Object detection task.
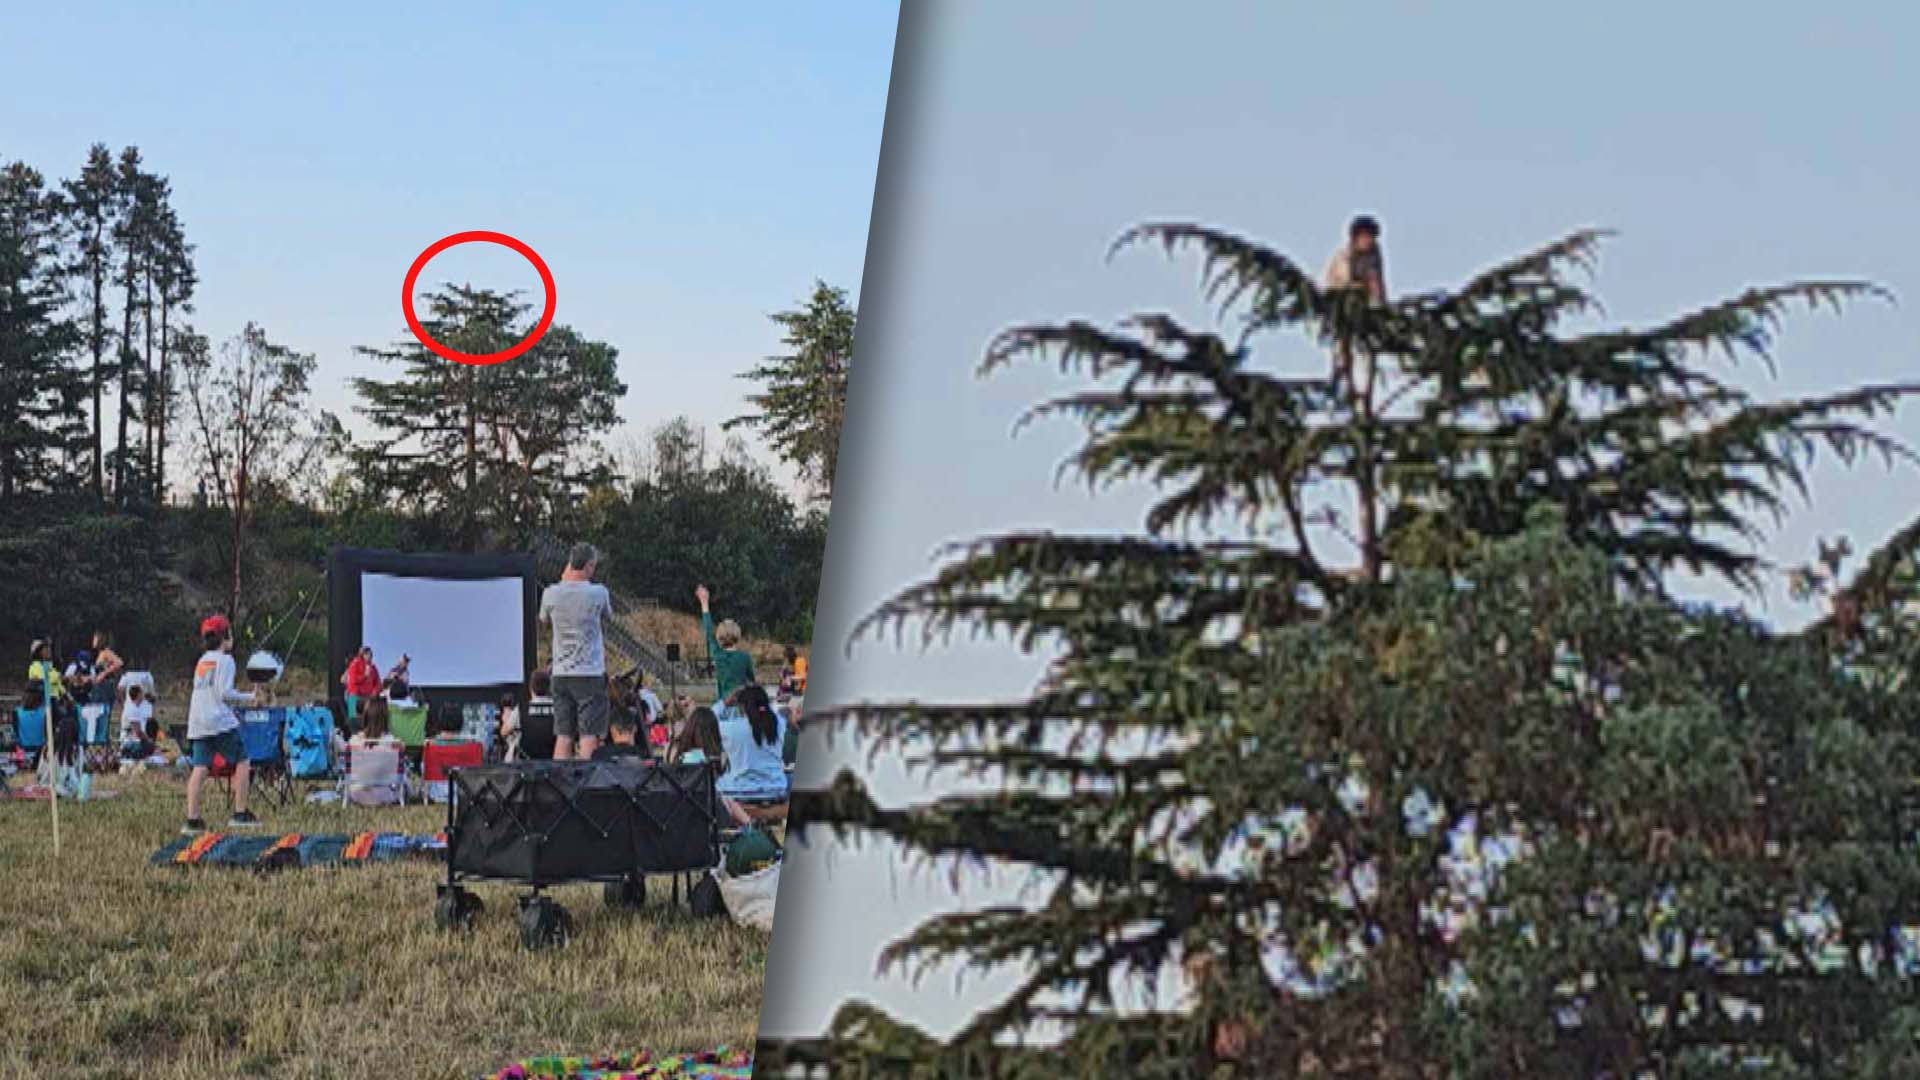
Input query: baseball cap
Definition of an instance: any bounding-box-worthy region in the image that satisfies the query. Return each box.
[199,614,231,638]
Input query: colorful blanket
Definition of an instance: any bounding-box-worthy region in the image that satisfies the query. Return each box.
[486,1048,752,1079]
[149,830,446,869]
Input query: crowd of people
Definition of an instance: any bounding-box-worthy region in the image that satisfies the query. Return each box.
[9,540,806,837]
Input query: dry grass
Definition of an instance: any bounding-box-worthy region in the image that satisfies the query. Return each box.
[0,771,765,1079]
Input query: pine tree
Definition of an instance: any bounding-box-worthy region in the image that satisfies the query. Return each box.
[60,144,118,500]
[0,160,84,499]
[351,285,626,548]
[149,201,196,503]
[758,227,1920,1076]
[725,280,856,502]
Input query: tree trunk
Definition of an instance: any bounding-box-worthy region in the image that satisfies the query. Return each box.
[116,261,137,504]
[156,300,170,503]
[142,271,155,499]
[90,255,105,500]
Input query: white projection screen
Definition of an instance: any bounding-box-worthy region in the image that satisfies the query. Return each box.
[360,573,524,688]
[328,548,537,705]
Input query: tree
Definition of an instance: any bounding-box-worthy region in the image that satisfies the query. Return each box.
[725,280,855,502]
[109,146,161,504]
[352,285,626,548]
[0,160,84,499]
[148,201,196,502]
[758,226,1920,1076]
[180,323,329,621]
[60,144,118,500]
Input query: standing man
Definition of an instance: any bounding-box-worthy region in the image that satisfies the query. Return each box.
[1322,214,1388,390]
[540,542,613,761]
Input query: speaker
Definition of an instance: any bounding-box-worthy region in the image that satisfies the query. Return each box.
[665,643,682,663]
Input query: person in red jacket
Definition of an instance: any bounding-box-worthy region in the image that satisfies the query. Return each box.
[341,646,381,729]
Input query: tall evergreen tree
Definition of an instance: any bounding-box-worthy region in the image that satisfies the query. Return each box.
[352,285,626,548]
[725,280,856,503]
[0,160,84,498]
[149,201,195,503]
[60,144,118,500]
[109,145,157,503]
[759,227,1920,1076]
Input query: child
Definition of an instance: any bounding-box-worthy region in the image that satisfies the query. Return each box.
[668,706,752,826]
[423,702,475,801]
[184,614,264,834]
[344,697,407,806]
[494,691,520,762]
[518,668,557,761]
[694,584,755,701]
[119,683,156,761]
[779,644,807,696]
[592,710,649,762]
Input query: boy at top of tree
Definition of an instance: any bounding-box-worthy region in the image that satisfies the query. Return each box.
[695,583,755,702]
[183,614,264,834]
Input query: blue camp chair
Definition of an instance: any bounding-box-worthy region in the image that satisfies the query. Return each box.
[231,709,292,808]
[78,704,114,772]
[14,707,46,766]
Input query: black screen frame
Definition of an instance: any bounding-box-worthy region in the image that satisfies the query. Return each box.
[327,547,537,708]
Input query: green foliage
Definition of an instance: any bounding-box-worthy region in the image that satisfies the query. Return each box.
[601,420,826,643]
[725,280,855,502]
[759,227,1920,1077]
[0,499,185,672]
[0,159,85,497]
[351,285,626,549]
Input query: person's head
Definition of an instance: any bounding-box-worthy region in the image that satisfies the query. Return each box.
[737,684,778,747]
[566,541,599,579]
[431,701,463,738]
[784,644,798,664]
[358,645,373,664]
[499,690,518,713]
[609,711,638,745]
[91,630,110,651]
[715,619,743,650]
[74,649,93,669]
[360,697,390,739]
[29,639,49,663]
[128,683,145,704]
[673,706,725,762]
[1348,214,1381,253]
[530,667,552,698]
[200,614,233,653]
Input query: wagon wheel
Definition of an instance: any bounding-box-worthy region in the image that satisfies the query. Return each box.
[603,872,646,910]
[688,873,725,920]
[434,886,483,931]
[518,895,574,950]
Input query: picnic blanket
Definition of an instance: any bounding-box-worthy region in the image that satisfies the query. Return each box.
[149,830,446,870]
[485,1048,752,1079]
[7,784,121,801]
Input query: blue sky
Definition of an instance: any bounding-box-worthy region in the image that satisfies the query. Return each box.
[3,2,897,495]
[761,0,1920,1040]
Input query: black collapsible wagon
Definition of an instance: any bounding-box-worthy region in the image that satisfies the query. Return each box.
[434,759,727,949]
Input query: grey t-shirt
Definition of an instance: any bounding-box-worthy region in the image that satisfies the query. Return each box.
[540,580,612,677]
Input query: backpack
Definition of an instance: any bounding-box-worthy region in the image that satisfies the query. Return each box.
[286,705,336,779]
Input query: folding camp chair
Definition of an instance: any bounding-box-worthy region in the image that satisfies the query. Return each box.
[340,743,411,807]
[387,703,428,754]
[422,739,484,803]
[14,707,46,771]
[78,704,115,773]
[235,710,293,808]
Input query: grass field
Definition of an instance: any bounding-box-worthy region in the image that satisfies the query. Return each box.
[0,771,766,1079]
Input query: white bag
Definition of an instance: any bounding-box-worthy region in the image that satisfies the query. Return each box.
[714,860,781,931]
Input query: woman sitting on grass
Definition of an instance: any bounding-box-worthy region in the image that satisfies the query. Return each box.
[715,684,788,808]
[343,697,408,806]
[669,706,752,826]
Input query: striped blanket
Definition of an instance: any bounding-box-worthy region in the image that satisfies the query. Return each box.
[486,1049,753,1079]
[149,830,446,869]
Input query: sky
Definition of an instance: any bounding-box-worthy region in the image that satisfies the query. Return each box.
[760,0,1920,1041]
[2,2,898,497]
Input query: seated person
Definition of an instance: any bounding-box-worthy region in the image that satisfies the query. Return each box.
[119,683,157,760]
[591,711,650,762]
[516,668,557,761]
[343,698,408,806]
[668,706,752,827]
[494,691,520,762]
[715,685,789,808]
[383,653,413,704]
[423,702,479,801]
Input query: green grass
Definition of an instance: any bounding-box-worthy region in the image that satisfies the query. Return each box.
[0,771,765,1079]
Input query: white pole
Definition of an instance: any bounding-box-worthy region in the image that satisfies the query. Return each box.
[42,666,58,859]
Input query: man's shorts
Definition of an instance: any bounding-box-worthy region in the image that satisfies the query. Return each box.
[189,728,245,769]
[551,676,611,741]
